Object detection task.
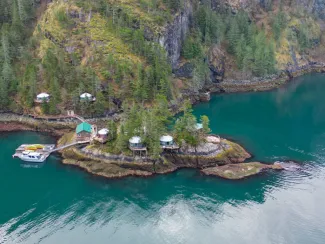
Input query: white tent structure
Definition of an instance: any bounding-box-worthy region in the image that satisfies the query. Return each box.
[160,135,174,146]
[129,136,147,156]
[129,136,142,148]
[98,128,109,135]
[36,93,50,103]
[80,93,96,101]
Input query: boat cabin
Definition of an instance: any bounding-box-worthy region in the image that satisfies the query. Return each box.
[35,93,50,103]
[23,151,41,159]
[76,122,92,141]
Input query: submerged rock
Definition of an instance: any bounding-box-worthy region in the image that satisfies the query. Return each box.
[274,161,301,171]
[201,162,283,180]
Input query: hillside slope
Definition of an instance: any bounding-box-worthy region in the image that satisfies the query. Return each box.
[0,0,324,116]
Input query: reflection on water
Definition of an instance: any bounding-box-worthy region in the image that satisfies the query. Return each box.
[20,162,45,168]
[2,74,325,243]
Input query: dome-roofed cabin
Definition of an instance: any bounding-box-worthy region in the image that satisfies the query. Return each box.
[129,136,147,157]
[80,93,96,102]
[160,135,179,150]
[95,128,109,143]
[35,93,50,103]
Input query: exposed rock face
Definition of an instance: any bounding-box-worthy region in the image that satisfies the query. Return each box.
[313,0,325,19]
[208,45,226,83]
[174,62,194,78]
[210,0,325,20]
[159,0,193,69]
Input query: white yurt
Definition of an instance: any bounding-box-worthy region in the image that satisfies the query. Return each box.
[98,128,109,139]
[36,93,50,102]
[129,136,142,148]
[80,93,94,101]
[160,135,174,146]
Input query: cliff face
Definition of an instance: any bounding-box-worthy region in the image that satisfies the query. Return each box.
[159,0,193,69]
[313,0,325,19]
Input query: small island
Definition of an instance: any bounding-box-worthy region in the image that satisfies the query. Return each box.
[1,93,286,180]
[43,98,282,180]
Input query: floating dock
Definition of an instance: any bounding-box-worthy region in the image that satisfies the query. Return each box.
[12,141,90,161]
[12,144,55,159]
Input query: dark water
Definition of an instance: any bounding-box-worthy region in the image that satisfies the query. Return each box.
[1,74,325,243]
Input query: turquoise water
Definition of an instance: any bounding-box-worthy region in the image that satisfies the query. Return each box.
[1,74,325,243]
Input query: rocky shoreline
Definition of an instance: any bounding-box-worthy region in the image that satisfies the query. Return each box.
[2,67,316,180]
[0,113,286,180]
[56,135,284,180]
[190,63,325,102]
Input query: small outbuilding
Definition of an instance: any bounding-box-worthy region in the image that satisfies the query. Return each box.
[80,93,96,102]
[76,122,92,141]
[95,128,109,143]
[35,93,50,103]
[98,128,109,138]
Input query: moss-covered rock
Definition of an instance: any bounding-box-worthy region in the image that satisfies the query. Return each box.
[201,162,283,180]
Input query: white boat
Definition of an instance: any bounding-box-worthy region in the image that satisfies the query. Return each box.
[18,151,47,163]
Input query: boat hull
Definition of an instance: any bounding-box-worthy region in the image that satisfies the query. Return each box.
[17,156,47,163]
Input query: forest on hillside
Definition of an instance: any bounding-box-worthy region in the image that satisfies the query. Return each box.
[0,0,322,116]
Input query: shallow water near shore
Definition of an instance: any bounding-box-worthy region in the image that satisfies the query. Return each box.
[1,73,325,243]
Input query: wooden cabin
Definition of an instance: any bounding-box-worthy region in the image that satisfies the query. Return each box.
[76,122,92,141]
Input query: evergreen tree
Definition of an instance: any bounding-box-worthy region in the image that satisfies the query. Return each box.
[227,17,240,54]
[235,34,246,69]
[242,46,254,73]
[200,115,211,134]
[107,120,117,141]
[94,91,106,115]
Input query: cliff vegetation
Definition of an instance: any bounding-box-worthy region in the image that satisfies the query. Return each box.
[0,0,324,116]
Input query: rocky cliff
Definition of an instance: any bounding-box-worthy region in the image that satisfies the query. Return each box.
[159,0,193,69]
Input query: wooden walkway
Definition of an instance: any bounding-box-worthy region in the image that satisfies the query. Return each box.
[73,115,86,122]
[50,140,90,153]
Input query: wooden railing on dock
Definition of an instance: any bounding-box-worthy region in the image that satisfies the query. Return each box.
[50,140,90,153]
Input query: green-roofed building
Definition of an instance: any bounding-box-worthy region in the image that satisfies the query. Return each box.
[76,122,92,141]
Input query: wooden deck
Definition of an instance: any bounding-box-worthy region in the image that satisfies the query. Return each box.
[161,145,180,150]
[129,146,147,151]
